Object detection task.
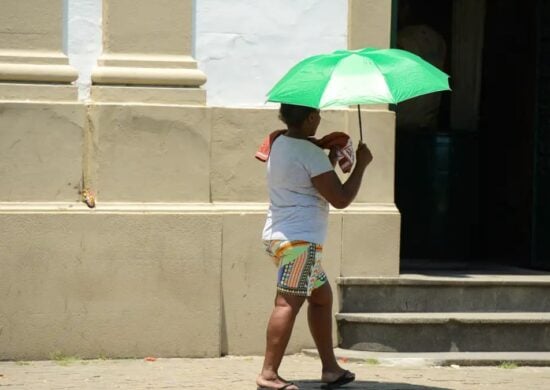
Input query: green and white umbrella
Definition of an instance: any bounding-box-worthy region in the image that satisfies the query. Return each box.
[267,47,450,140]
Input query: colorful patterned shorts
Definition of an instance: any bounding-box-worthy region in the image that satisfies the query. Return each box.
[264,240,328,297]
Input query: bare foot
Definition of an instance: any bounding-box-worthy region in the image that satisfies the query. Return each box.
[256,374,299,390]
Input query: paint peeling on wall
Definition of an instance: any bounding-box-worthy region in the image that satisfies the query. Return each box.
[67,0,102,101]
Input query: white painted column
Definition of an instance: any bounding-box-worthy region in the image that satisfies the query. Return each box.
[92,0,206,104]
[0,0,78,100]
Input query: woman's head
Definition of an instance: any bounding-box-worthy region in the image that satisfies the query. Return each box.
[279,103,321,135]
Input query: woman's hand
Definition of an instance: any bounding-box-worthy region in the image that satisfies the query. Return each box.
[355,141,373,169]
[328,147,339,167]
[312,142,373,209]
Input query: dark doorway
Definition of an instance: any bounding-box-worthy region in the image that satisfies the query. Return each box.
[394,0,546,270]
[478,0,538,267]
[532,0,550,269]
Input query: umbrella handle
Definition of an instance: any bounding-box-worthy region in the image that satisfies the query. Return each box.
[357,105,364,142]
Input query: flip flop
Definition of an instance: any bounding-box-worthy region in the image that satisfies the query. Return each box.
[257,383,297,390]
[321,370,355,389]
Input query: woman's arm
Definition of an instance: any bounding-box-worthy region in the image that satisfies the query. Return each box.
[311,142,372,209]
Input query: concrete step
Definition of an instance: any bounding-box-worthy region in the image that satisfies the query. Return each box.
[338,274,550,312]
[337,312,550,352]
[302,348,550,367]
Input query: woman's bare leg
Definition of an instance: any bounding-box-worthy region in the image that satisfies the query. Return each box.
[307,282,353,383]
[257,293,305,389]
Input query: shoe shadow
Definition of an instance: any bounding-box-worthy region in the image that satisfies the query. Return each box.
[293,379,452,390]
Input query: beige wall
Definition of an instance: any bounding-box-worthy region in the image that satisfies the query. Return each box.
[348,0,393,49]
[0,103,84,201]
[0,0,398,359]
[210,107,350,202]
[0,0,63,52]
[0,105,399,359]
[0,210,222,360]
[88,104,211,202]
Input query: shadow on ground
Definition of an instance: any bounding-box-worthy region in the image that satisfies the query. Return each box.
[292,380,451,390]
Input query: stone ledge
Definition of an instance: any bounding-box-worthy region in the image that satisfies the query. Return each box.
[336,312,550,324]
[0,202,266,214]
[338,272,550,286]
[0,202,398,214]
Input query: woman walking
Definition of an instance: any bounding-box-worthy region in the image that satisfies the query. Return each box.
[256,103,373,390]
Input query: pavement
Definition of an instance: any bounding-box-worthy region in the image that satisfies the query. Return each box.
[304,348,550,367]
[1,354,550,389]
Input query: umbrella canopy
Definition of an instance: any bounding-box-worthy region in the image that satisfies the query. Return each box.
[267,47,450,109]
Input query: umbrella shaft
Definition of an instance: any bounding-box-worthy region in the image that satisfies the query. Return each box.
[357,105,364,142]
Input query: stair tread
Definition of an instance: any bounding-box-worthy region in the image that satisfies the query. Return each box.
[337,273,550,286]
[337,312,550,324]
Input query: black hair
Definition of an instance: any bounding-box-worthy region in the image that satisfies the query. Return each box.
[278,103,317,127]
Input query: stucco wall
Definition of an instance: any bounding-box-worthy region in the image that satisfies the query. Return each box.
[66,0,347,105]
[1,0,399,359]
[195,0,347,106]
[1,209,223,360]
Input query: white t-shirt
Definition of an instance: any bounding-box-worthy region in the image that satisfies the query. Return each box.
[262,134,334,244]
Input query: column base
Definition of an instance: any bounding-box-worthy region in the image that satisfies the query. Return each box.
[91,85,206,105]
[0,51,78,83]
[0,83,77,102]
[92,54,207,88]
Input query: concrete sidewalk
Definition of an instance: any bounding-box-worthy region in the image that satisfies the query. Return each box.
[1,354,549,389]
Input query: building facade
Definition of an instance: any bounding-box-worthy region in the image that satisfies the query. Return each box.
[0,0,399,359]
